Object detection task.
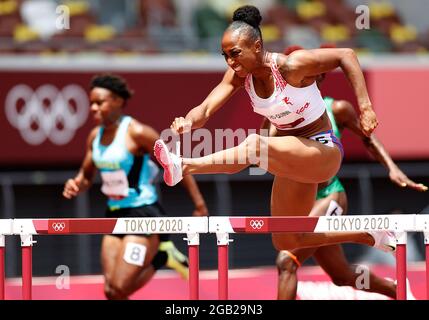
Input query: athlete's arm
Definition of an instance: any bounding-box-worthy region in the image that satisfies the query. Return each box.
[133,122,209,215]
[281,48,377,136]
[260,117,277,137]
[333,100,427,192]
[260,117,270,130]
[63,128,98,199]
[179,176,209,216]
[171,68,243,134]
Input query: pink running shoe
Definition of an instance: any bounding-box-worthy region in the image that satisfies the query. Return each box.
[154,140,183,186]
[368,231,396,253]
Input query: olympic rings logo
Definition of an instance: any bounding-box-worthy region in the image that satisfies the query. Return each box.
[5,84,89,145]
[249,219,264,230]
[52,222,66,232]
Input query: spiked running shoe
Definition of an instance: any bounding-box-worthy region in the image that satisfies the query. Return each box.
[368,231,396,253]
[154,139,183,186]
[159,241,189,280]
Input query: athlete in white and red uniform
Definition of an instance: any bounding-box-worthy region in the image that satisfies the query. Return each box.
[244,51,343,154]
[246,53,324,129]
[154,5,395,254]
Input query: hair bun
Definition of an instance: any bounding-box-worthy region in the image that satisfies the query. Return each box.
[232,5,262,28]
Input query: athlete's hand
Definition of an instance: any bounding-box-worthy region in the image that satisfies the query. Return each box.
[171,117,192,135]
[192,203,209,217]
[63,178,80,199]
[389,168,428,192]
[360,106,378,137]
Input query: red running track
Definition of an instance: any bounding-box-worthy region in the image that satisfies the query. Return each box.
[3,264,426,300]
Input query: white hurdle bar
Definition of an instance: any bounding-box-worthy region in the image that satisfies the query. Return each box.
[209,214,419,300]
[1,214,429,300]
[11,217,208,300]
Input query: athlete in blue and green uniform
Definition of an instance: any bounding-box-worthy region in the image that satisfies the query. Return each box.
[315,97,345,201]
[63,74,208,300]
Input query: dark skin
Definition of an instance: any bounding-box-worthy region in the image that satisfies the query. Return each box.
[262,74,427,192]
[169,28,382,252]
[265,71,426,299]
[63,87,208,299]
[63,87,209,214]
[172,30,377,138]
[324,99,426,190]
[271,100,426,299]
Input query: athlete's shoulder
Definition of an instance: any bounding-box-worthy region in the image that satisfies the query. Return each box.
[129,118,159,141]
[331,99,355,115]
[275,52,289,70]
[128,117,144,137]
[331,99,357,125]
[277,51,305,83]
[281,49,310,72]
[88,126,99,142]
[86,126,100,149]
[223,67,245,88]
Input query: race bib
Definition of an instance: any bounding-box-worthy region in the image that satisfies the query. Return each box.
[309,132,334,148]
[326,200,344,216]
[123,242,147,266]
[101,170,129,198]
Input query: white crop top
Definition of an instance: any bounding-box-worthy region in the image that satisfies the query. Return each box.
[244,53,326,130]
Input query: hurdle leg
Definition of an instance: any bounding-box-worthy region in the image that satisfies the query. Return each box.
[425,232,429,300]
[0,235,5,300]
[395,232,407,300]
[185,233,200,300]
[21,234,35,300]
[217,233,231,300]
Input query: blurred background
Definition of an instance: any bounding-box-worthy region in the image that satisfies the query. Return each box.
[2,0,429,54]
[0,0,428,284]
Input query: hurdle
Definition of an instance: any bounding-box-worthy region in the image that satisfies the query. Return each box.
[209,214,417,300]
[0,219,13,300]
[416,214,429,300]
[11,217,208,300]
[2,214,429,300]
